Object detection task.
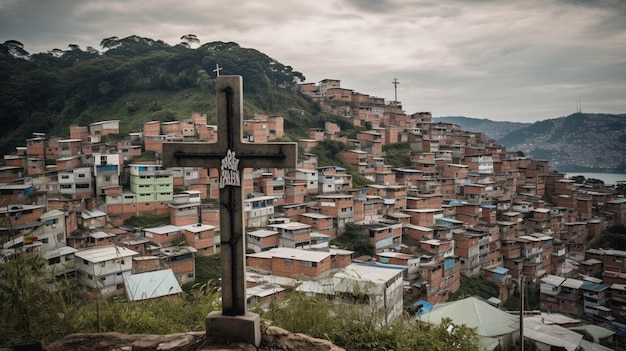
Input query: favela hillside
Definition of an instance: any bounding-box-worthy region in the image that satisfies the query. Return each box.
[1,37,625,350]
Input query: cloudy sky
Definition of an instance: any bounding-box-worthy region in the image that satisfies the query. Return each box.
[1,0,625,122]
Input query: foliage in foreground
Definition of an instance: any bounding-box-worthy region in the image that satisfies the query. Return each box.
[1,253,482,350]
[258,292,480,351]
[0,253,220,346]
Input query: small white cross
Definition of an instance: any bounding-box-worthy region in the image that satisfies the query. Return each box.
[213,63,223,77]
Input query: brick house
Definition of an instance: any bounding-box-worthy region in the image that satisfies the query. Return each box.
[143,225,182,247]
[268,221,312,248]
[315,194,355,232]
[247,247,332,279]
[246,229,280,253]
[360,222,402,252]
[181,223,219,256]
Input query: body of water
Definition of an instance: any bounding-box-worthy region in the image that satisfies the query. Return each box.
[563,172,626,185]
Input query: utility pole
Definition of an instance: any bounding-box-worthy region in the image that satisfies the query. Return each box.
[519,272,525,351]
[392,78,399,103]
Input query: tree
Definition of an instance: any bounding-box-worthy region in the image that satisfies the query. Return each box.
[3,40,30,57]
[100,36,120,50]
[331,223,374,257]
[49,48,64,57]
[180,34,200,48]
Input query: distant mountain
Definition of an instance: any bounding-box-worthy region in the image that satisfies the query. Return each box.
[498,113,626,172]
[434,116,531,140]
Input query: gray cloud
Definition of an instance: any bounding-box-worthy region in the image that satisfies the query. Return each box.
[1,0,624,122]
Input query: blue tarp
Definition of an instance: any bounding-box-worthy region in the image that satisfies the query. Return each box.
[493,267,509,275]
[413,300,433,317]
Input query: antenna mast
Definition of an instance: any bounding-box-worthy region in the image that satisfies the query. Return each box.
[392,78,400,103]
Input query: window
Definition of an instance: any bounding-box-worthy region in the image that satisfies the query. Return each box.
[284,259,293,265]
[48,257,60,265]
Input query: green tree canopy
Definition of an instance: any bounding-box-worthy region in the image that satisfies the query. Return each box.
[331,222,374,257]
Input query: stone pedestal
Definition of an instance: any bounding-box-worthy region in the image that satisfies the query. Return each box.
[205,311,261,346]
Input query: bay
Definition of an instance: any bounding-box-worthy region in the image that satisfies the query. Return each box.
[563,172,626,185]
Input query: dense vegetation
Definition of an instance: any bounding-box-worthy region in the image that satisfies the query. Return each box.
[330,222,375,257]
[1,36,383,186]
[310,140,375,187]
[0,37,312,154]
[0,253,482,350]
[447,275,499,302]
[259,292,480,351]
[589,224,626,250]
[382,142,411,168]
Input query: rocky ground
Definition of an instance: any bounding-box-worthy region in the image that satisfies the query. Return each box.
[9,326,345,351]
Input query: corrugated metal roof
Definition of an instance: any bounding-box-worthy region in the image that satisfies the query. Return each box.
[417,296,518,338]
[42,246,78,259]
[75,245,138,262]
[181,223,216,232]
[89,231,114,239]
[248,247,330,262]
[561,278,584,289]
[581,281,607,292]
[541,274,566,286]
[247,229,279,238]
[144,225,181,235]
[523,317,582,351]
[124,269,182,301]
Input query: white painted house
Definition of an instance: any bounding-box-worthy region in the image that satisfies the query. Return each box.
[75,245,138,296]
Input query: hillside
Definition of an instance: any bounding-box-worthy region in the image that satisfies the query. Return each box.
[434,116,530,140]
[498,113,626,172]
[0,36,337,155]
[3,38,624,173]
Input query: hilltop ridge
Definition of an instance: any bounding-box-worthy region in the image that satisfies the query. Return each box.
[2,37,624,171]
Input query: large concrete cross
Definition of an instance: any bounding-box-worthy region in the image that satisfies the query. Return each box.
[162,75,296,344]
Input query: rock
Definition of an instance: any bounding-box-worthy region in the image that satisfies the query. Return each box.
[46,332,204,351]
[262,326,345,351]
[44,327,345,351]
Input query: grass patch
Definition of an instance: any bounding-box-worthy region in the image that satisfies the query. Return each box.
[123,215,170,228]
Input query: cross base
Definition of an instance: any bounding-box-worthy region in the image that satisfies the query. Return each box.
[205,311,261,346]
